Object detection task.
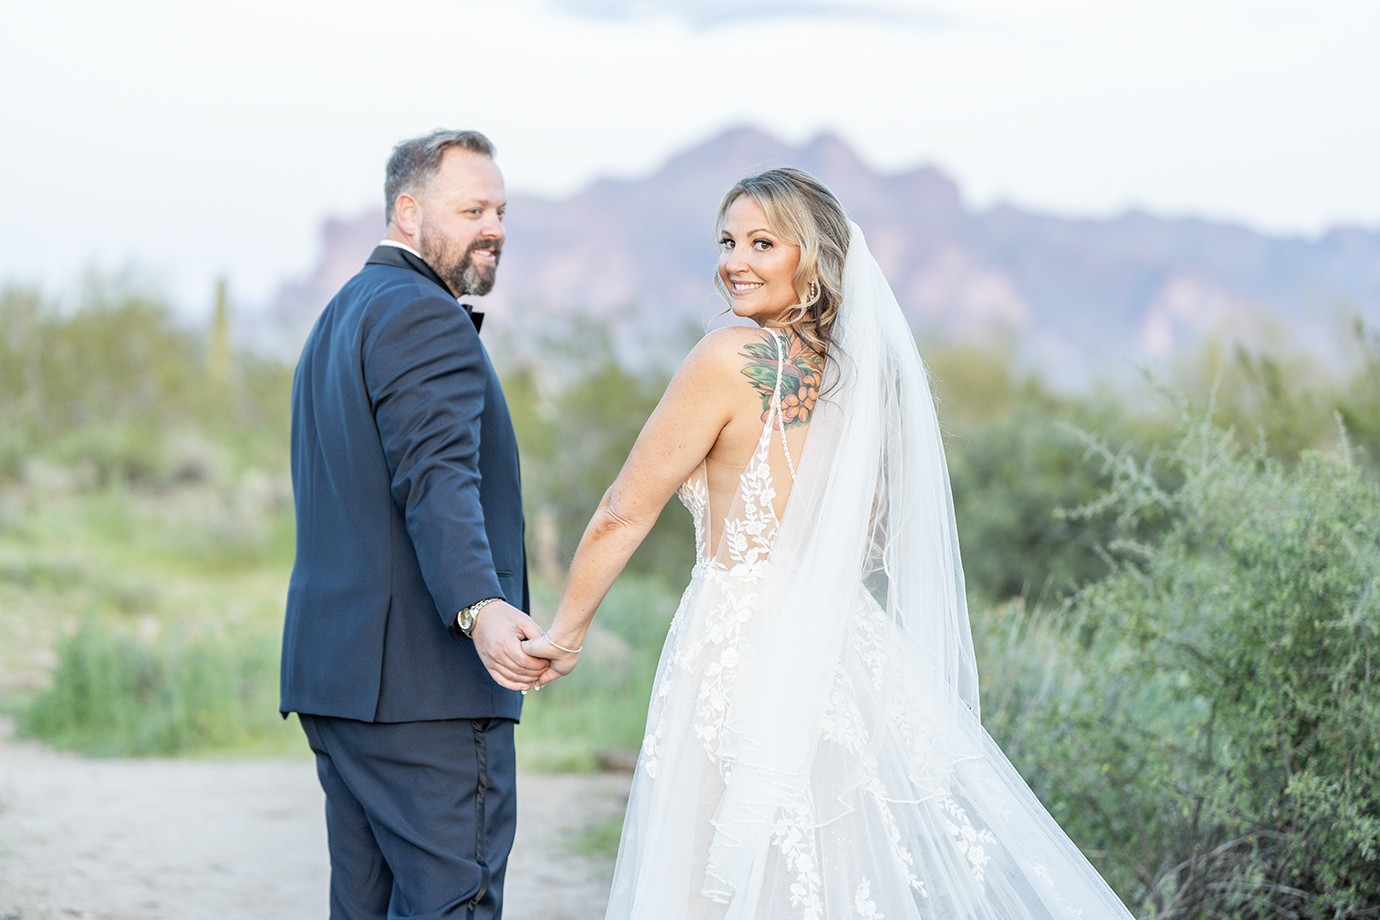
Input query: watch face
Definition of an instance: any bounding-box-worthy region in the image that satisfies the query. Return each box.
[459,609,475,631]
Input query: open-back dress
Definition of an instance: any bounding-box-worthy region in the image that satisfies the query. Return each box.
[603,232,1136,920]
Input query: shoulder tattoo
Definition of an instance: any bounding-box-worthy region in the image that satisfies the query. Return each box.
[738,330,824,428]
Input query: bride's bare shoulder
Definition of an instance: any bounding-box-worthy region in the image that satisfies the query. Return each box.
[680,325,776,376]
[659,328,780,423]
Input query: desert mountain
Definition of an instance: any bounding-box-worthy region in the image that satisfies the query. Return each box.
[270,127,1380,386]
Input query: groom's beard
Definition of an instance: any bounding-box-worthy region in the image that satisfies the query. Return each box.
[419,231,502,297]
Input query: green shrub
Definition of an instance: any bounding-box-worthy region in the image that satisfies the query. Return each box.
[17,615,293,757]
[991,407,1380,918]
[948,404,1170,606]
[0,281,291,489]
[1173,325,1380,473]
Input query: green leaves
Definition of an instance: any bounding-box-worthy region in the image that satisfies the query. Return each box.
[1006,407,1380,917]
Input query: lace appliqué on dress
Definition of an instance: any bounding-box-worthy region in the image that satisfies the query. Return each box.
[642,332,795,779]
[652,417,784,768]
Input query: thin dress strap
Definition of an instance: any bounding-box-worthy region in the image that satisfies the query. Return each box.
[766,328,798,483]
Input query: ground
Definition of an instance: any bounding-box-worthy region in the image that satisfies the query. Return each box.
[0,718,631,919]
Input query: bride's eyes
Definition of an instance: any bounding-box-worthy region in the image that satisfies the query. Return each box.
[718,237,774,251]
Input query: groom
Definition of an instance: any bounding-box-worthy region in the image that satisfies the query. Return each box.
[282,129,550,919]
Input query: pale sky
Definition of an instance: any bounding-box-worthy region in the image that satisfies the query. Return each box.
[2,0,1376,317]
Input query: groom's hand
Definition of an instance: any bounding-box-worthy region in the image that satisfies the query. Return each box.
[470,602,550,692]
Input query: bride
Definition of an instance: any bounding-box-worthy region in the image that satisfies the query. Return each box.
[523,168,1136,918]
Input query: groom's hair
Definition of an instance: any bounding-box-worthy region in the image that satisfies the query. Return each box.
[384,129,497,224]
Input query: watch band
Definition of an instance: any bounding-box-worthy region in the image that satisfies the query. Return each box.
[458,597,501,638]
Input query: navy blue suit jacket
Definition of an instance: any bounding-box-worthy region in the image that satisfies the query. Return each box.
[281,245,527,723]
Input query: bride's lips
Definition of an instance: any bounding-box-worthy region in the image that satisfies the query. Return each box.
[730,280,763,296]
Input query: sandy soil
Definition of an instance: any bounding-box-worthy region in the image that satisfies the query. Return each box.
[0,719,631,919]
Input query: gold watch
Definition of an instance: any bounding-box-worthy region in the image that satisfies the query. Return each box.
[457,597,500,638]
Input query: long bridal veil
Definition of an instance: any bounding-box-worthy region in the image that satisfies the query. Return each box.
[695,222,1136,918]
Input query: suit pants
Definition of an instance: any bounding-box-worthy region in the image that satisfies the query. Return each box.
[299,714,517,920]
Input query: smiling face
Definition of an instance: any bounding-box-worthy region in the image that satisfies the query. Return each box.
[718,195,803,326]
[409,148,507,297]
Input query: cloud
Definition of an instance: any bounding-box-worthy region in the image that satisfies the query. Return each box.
[546,0,947,28]
[2,0,1376,317]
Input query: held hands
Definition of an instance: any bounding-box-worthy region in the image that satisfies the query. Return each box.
[468,601,582,693]
[519,633,582,689]
[469,601,553,692]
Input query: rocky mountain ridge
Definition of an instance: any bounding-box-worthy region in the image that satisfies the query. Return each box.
[269,126,1380,386]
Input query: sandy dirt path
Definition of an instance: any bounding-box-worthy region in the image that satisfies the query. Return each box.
[0,719,630,919]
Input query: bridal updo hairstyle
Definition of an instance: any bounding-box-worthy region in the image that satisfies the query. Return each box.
[714,167,850,354]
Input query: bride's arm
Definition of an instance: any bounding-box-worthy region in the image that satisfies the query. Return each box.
[524,327,753,677]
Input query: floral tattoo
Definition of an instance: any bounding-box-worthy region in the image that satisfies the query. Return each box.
[739,331,824,428]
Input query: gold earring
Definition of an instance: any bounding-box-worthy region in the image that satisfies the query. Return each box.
[807,280,820,302]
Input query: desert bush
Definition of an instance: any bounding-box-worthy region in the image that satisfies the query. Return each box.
[18,614,291,756]
[0,281,291,488]
[1175,323,1380,473]
[988,407,1380,918]
[920,341,1177,606]
[947,402,1170,605]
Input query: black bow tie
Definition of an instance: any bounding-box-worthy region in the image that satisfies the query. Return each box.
[460,304,484,332]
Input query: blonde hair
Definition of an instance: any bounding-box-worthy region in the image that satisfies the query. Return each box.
[713,167,850,354]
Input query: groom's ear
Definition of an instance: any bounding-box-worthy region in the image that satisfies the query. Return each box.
[392,192,420,236]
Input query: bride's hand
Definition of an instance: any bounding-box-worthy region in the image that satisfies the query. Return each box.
[520,634,581,688]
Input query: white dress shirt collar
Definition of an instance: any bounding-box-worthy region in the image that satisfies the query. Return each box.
[378,239,423,259]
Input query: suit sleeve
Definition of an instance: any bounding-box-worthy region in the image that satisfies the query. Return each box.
[363,287,503,633]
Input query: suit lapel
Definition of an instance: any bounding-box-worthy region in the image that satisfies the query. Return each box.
[366,245,484,331]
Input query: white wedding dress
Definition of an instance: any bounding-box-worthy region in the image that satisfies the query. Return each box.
[603,225,1136,919]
